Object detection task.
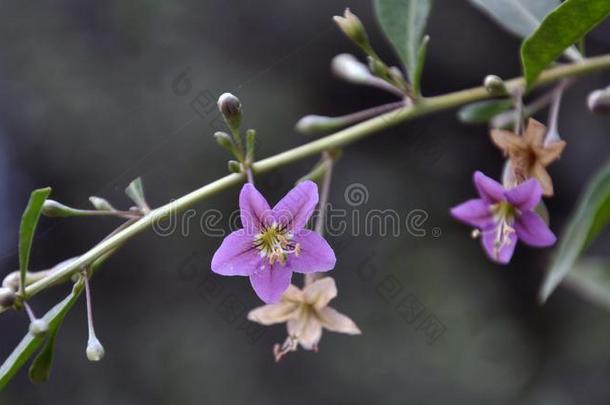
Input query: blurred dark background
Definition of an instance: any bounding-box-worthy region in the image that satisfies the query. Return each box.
[1,1,610,404]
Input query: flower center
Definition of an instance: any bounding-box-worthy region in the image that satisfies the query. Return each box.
[253,222,301,266]
[490,201,517,259]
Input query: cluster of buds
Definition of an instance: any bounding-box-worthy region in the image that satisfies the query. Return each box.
[214,93,256,182]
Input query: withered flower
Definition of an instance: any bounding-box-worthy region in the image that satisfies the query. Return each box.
[248,277,361,361]
[490,118,566,196]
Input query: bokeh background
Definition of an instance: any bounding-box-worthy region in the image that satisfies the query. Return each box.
[1,1,610,404]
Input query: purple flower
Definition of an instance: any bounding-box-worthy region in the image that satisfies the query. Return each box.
[451,171,556,264]
[211,181,336,303]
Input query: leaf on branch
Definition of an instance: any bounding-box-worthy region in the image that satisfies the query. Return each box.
[457,99,513,124]
[373,0,432,87]
[125,177,149,211]
[467,0,560,38]
[0,281,84,390]
[521,0,610,89]
[19,188,52,293]
[539,160,610,303]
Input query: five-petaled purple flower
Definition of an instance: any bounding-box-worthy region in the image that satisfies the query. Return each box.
[451,171,556,264]
[211,181,336,303]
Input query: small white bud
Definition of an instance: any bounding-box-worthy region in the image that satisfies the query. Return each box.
[29,319,49,336]
[588,88,610,114]
[217,93,242,130]
[484,75,507,96]
[86,337,105,362]
[331,54,371,84]
[0,287,16,308]
[2,272,20,292]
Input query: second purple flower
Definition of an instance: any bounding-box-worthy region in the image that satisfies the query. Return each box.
[211,181,336,303]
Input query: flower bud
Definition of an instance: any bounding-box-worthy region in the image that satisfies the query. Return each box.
[86,337,105,361]
[217,93,242,131]
[42,200,79,217]
[2,272,20,292]
[484,75,507,96]
[228,160,242,174]
[588,88,610,114]
[29,319,49,336]
[333,9,369,50]
[295,115,339,135]
[245,129,256,162]
[0,287,16,307]
[331,54,371,84]
[89,196,115,211]
[214,131,235,153]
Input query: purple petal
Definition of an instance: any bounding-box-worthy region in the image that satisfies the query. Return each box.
[286,229,336,274]
[211,230,258,276]
[239,183,272,233]
[481,228,517,265]
[474,171,505,203]
[249,265,293,304]
[450,199,494,230]
[505,179,542,211]
[515,211,556,247]
[272,180,318,231]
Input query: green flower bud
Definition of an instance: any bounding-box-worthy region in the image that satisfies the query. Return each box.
[333,9,370,51]
[295,115,340,135]
[86,337,105,362]
[89,196,115,211]
[331,54,371,84]
[42,200,80,217]
[588,88,610,114]
[29,319,49,336]
[0,287,16,307]
[245,129,256,162]
[214,131,235,153]
[217,93,242,131]
[484,75,507,96]
[228,160,242,174]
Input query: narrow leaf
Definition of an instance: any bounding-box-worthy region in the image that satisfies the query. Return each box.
[0,281,83,390]
[467,0,560,38]
[521,0,610,89]
[373,0,432,84]
[457,99,513,124]
[540,160,610,302]
[125,178,149,211]
[19,188,52,293]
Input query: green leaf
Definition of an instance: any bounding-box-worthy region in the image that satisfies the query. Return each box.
[373,0,432,85]
[0,281,83,390]
[125,177,149,211]
[564,258,610,311]
[467,0,560,38]
[540,160,610,302]
[19,188,52,293]
[457,99,513,124]
[521,0,610,89]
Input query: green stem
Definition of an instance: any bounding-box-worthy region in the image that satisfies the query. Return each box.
[15,54,610,304]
